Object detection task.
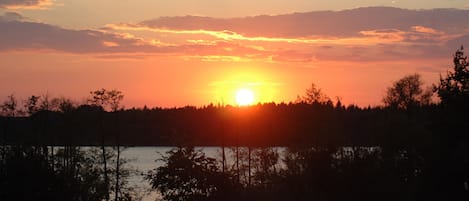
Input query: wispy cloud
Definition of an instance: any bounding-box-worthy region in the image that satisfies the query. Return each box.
[412,26,443,35]
[183,55,252,62]
[0,14,157,53]
[0,11,24,21]
[359,26,452,44]
[0,0,54,10]
[105,23,406,46]
[139,7,469,37]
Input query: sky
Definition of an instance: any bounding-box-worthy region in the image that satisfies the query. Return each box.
[1,0,469,108]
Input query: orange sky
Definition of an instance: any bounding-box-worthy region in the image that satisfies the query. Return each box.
[1,1,468,108]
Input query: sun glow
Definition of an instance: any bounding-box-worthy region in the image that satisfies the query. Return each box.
[235,88,254,106]
[210,69,282,106]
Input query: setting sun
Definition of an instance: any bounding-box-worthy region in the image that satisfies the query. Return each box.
[235,88,255,106]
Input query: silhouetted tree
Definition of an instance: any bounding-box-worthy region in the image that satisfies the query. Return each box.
[89,89,111,201]
[229,147,251,186]
[383,74,432,109]
[430,46,469,200]
[24,95,41,116]
[435,45,469,105]
[281,146,337,201]
[107,90,124,112]
[106,90,124,201]
[51,97,76,113]
[89,89,124,112]
[297,83,331,104]
[1,94,18,161]
[146,147,228,201]
[1,94,18,117]
[252,147,279,187]
[89,88,124,201]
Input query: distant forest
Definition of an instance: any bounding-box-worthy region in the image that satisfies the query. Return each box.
[1,47,468,201]
[0,97,451,147]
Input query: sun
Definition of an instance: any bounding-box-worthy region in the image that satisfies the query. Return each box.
[235,88,254,106]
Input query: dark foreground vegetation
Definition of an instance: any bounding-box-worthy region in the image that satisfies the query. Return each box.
[1,47,468,200]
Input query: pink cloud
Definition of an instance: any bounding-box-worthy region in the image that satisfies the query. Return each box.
[0,0,54,9]
[412,26,443,35]
[140,7,469,38]
[0,19,147,53]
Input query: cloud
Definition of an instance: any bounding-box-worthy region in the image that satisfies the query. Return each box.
[0,14,164,53]
[105,22,461,62]
[139,7,469,38]
[1,7,469,63]
[269,50,317,63]
[0,13,270,61]
[0,11,24,21]
[183,55,252,62]
[0,0,54,9]
[359,26,450,44]
[112,7,469,62]
[446,34,469,49]
[106,23,340,44]
[359,29,406,42]
[412,26,443,35]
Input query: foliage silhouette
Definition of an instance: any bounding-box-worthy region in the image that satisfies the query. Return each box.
[146,147,234,201]
[296,82,331,105]
[88,88,125,201]
[0,146,109,201]
[435,45,469,105]
[383,74,433,109]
